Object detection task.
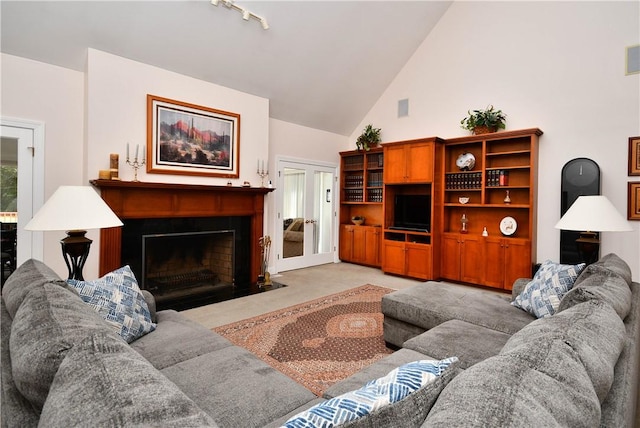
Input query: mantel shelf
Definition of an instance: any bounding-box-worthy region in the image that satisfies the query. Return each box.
[90,179,275,195]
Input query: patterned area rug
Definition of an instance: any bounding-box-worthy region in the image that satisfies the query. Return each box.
[213,284,395,396]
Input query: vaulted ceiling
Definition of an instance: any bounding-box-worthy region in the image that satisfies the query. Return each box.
[1,1,452,136]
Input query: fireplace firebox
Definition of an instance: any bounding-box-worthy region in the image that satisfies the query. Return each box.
[121,217,250,310]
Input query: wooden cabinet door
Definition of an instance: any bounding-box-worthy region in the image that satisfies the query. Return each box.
[482,237,531,289]
[383,144,407,183]
[459,235,482,284]
[482,237,505,288]
[382,239,406,275]
[406,142,433,183]
[406,243,432,279]
[352,226,367,262]
[364,227,381,266]
[339,225,354,261]
[441,233,461,281]
[503,239,531,290]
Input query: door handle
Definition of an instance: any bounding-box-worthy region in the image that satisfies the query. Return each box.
[305,219,317,224]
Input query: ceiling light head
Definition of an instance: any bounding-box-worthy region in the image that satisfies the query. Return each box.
[261,18,269,30]
[223,0,233,8]
[242,10,250,21]
[210,0,219,6]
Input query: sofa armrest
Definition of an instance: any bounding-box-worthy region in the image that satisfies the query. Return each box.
[511,278,530,301]
[141,290,157,323]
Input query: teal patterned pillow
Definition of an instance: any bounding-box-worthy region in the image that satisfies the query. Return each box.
[281,357,458,428]
[512,260,585,318]
[67,266,156,343]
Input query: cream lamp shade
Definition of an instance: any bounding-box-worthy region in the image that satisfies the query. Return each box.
[554,195,631,232]
[554,195,631,265]
[24,186,123,280]
[25,186,122,232]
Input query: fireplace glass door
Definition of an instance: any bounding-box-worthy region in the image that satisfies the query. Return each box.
[278,159,335,272]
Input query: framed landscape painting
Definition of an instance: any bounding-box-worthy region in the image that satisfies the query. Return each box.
[147,95,240,178]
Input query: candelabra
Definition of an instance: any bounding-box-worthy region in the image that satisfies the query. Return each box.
[257,161,269,187]
[126,143,145,182]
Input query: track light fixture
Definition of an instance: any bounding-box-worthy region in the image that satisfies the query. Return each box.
[210,0,269,30]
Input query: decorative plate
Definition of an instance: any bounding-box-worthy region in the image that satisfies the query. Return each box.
[456,152,476,171]
[500,216,517,236]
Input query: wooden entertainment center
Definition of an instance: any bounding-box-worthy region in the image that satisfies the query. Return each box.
[339,128,542,290]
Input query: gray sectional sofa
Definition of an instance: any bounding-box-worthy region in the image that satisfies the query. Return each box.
[1,253,638,427]
[381,252,640,427]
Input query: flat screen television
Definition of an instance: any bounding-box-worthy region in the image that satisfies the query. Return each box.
[392,194,431,232]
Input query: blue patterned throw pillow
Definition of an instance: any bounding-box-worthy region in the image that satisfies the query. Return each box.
[67,266,156,343]
[281,357,458,428]
[512,260,585,318]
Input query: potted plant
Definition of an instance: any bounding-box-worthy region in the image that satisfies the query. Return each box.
[460,105,507,135]
[356,124,382,151]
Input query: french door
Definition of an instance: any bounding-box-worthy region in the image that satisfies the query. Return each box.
[1,118,45,265]
[276,158,336,272]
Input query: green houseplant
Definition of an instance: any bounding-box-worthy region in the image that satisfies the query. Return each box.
[460,105,507,135]
[356,124,382,151]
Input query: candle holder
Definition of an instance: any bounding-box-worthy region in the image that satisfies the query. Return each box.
[257,165,269,187]
[460,213,469,234]
[126,157,146,182]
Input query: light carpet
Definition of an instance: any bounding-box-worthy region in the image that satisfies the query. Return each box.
[213,284,395,396]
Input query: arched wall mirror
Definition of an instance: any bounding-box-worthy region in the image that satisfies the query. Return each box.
[560,158,601,264]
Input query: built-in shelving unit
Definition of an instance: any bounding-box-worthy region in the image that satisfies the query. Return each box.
[381,137,444,280]
[440,128,542,290]
[338,148,384,267]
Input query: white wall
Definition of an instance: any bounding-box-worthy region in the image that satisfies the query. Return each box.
[1,53,85,277]
[351,1,640,279]
[86,49,269,186]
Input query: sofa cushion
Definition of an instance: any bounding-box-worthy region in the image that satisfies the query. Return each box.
[67,265,156,343]
[403,320,511,369]
[503,300,625,403]
[511,260,585,318]
[9,282,115,411]
[382,282,535,336]
[425,340,601,427]
[161,345,318,427]
[585,253,632,285]
[130,309,233,370]
[1,258,65,318]
[324,348,435,399]
[39,331,218,427]
[0,299,39,428]
[283,358,458,428]
[558,264,632,320]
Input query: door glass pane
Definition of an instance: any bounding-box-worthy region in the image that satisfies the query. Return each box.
[282,167,304,258]
[1,137,18,283]
[313,171,332,254]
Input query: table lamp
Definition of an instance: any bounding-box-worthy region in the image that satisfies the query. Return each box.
[554,195,631,264]
[24,186,123,280]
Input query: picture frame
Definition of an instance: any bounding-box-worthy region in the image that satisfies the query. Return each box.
[147,95,240,178]
[629,182,640,221]
[629,136,640,176]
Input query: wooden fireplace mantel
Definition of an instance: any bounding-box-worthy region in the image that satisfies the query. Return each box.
[91,179,274,281]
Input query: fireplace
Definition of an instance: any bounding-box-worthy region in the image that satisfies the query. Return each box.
[120,216,250,310]
[91,180,273,310]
